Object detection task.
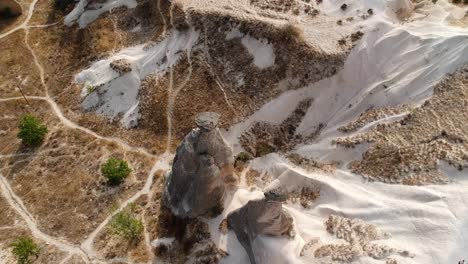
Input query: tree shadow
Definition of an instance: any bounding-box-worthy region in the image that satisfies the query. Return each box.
[3,142,42,180]
[0,14,20,32]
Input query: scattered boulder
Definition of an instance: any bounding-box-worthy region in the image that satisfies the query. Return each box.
[110,59,132,75]
[227,185,294,264]
[164,112,235,218]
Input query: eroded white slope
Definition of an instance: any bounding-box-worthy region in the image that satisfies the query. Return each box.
[65,0,137,28]
[219,0,468,263]
[224,1,468,152]
[75,29,199,128]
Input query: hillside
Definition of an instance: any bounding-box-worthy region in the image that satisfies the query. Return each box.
[0,0,468,263]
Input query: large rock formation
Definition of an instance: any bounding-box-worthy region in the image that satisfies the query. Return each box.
[227,185,294,264]
[164,112,235,218]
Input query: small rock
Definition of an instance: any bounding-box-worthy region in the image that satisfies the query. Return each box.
[227,184,294,264]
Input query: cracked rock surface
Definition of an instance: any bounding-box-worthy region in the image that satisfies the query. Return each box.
[164,112,235,218]
[227,185,294,264]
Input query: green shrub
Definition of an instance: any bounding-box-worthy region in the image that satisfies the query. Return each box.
[17,114,48,147]
[235,151,253,167]
[255,143,275,157]
[86,84,96,94]
[109,204,143,241]
[10,237,41,264]
[101,158,131,185]
[235,152,252,163]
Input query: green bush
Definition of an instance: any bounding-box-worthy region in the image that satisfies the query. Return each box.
[109,204,143,241]
[235,152,252,163]
[10,237,41,264]
[255,143,275,157]
[101,158,131,185]
[86,84,96,94]
[17,114,48,147]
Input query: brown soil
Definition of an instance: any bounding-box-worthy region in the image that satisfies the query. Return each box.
[0,0,348,262]
[0,30,43,98]
[93,204,151,263]
[338,105,413,133]
[0,100,155,243]
[245,169,273,188]
[287,153,338,173]
[287,186,320,209]
[240,98,314,157]
[0,196,68,264]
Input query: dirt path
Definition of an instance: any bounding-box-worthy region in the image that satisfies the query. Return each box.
[0,1,174,262]
[0,0,40,39]
[0,174,90,262]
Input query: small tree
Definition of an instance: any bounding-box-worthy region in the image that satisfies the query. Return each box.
[10,237,41,264]
[109,204,143,242]
[101,158,131,185]
[17,114,48,147]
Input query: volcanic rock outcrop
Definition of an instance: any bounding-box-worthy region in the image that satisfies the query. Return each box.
[164,112,235,218]
[227,185,294,264]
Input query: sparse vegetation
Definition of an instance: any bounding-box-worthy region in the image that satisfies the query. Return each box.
[255,143,275,157]
[109,204,144,242]
[234,152,253,170]
[235,152,252,163]
[17,114,48,147]
[10,237,41,264]
[101,158,131,185]
[86,84,96,94]
[282,22,304,40]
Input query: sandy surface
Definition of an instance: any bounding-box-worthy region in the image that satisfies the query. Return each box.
[1,0,468,263]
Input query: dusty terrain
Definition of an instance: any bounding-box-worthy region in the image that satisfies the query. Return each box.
[1,0,468,263]
[336,66,468,185]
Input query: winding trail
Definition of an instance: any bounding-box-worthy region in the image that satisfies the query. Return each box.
[202,24,238,117]
[165,67,175,152]
[0,0,170,263]
[81,153,171,258]
[0,0,40,39]
[0,96,156,158]
[0,174,90,262]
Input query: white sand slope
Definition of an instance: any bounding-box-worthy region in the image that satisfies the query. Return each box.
[75,29,199,128]
[218,0,468,263]
[64,0,137,28]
